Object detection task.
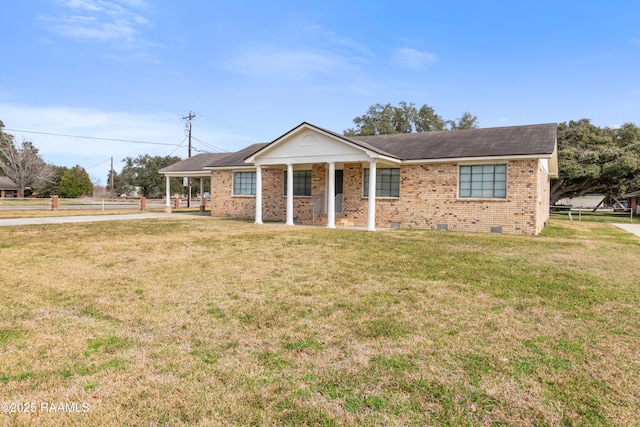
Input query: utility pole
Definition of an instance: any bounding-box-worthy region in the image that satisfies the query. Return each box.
[182,111,196,207]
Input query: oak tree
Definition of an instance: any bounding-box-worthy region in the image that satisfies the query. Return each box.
[552,119,640,204]
[344,102,478,136]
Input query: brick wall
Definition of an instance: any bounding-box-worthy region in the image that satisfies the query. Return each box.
[337,160,545,235]
[211,159,548,235]
[210,168,316,223]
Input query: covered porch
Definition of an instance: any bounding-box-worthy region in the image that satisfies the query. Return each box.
[244,123,400,231]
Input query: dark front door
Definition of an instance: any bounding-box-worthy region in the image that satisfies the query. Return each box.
[335,170,343,213]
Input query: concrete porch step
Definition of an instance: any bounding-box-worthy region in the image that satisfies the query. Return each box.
[315,214,354,227]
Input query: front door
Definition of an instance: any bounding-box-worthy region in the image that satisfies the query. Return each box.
[335,170,343,213]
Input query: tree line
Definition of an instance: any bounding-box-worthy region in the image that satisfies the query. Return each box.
[3,107,640,202]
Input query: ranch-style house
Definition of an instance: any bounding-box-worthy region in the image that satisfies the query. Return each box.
[0,176,19,198]
[160,122,558,235]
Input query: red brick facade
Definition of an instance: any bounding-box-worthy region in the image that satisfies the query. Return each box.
[210,159,550,235]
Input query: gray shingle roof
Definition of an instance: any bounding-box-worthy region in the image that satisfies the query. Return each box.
[205,143,269,168]
[0,176,19,189]
[159,153,229,173]
[160,123,558,174]
[159,144,271,174]
[349,123,558,160]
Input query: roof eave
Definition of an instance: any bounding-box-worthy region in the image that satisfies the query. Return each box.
[204,165,256,170]
[402,153,555,164]
[160,171,212,177]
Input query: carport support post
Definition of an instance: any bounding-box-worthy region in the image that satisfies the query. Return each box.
[199,178,205,212]
[164,176,172,213]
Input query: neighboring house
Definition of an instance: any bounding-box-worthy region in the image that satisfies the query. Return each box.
[623,190,640,216]
[0,176,19,198]
[160,122,558,235]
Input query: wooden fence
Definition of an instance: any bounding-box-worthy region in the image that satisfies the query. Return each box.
[0,197,206,211]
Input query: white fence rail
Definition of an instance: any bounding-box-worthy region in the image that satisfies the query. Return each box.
[550,206,634,222]
[0,197,191,211]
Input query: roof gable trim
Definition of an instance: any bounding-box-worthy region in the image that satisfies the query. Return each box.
[245,122,398,164]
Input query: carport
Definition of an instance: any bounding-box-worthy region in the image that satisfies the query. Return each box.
[158,153,227,212]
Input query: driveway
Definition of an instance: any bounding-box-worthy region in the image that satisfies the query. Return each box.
[0,213,191,227]
[614,223,640,238]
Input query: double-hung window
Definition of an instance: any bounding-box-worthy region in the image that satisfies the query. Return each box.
[283,170,312,196]
[459,164,507,198]
[233,171,256,195]
[363,168,400,198]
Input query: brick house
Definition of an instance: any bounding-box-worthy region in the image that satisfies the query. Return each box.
[623,190,640,216]
[161,122,558,235]
[0,176,19,198]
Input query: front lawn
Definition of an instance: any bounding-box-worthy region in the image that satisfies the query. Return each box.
[1,218,639,425]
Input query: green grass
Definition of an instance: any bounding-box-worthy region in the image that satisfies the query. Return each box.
[0,216,639,425]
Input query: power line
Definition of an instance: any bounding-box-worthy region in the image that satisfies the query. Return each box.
[86,158,112,169]
[167,136,188,157]
[3,128,181,147]
[192,136,227,153]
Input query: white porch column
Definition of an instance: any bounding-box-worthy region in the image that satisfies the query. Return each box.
[255,166,263,224]
[286,164,294,226]
[199,177,205,211]
[327,162,336,228]
[164,175,171,213]
[367,160,377,231]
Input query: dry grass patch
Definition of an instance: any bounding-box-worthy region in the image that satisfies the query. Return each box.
[0,209,162,219]
[0,217,639,425]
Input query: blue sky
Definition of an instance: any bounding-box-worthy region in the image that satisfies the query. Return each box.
[1,0,639,184]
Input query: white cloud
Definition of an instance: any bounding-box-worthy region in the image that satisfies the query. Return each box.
[47,16,139,42]
[391,47,437,69]
[306,24,376,60]
[224,47,357,80]
[43,0,152,45]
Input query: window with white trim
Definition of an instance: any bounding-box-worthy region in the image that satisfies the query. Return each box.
[233,171,256,195]
[459,164,507,198]
[283,170,312,196]
[363,168,400,198]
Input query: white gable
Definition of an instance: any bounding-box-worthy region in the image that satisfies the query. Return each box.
[249,127,374,166]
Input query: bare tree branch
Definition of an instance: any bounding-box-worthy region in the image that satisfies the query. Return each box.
[0,130,52,197]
